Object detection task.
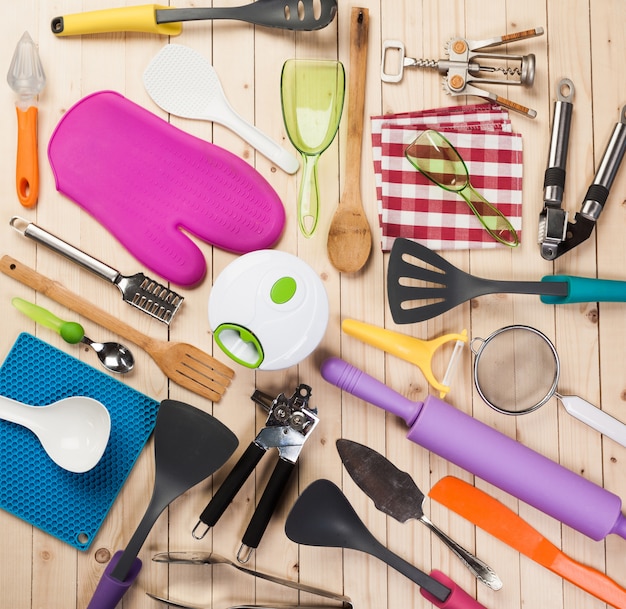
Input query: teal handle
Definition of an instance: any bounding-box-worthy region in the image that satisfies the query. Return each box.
[541,275,626,304]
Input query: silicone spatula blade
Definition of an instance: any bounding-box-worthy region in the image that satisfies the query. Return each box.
[429,476,626,609]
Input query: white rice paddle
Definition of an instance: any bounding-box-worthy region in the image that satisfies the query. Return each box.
[143,44,299,174]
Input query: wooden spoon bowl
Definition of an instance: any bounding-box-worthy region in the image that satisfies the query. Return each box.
[327,203,371,272]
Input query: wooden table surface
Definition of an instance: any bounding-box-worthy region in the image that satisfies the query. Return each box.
[3,1,626,608]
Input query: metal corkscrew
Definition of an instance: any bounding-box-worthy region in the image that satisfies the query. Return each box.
[381,27,544,118]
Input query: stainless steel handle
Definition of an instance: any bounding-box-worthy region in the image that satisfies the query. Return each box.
[10,216,120,284]
[593,105,626,190]
[419,514,503,591]
[581,106,626,221]
[544,79,574,207]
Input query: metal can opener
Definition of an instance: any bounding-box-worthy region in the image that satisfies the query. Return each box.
[381,27,543,118]
[539,79,626,260]
[193,384,319,564]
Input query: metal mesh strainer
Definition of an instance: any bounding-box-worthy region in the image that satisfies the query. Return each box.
[471,325,558,415]
[471,325,626,448]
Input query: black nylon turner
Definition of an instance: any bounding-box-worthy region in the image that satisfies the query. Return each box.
[156,0,337,31]
[387,238,569,324]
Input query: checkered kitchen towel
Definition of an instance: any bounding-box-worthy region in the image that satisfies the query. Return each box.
[371,103,523,251]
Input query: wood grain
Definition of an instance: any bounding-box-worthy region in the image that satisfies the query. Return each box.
[327,6,372,273]
[2,1,626,608]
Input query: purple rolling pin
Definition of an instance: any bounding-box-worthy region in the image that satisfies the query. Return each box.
[321,357,626,542]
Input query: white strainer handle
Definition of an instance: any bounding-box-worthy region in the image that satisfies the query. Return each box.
[558,394,626,448]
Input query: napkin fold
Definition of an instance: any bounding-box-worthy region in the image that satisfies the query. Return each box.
[371,103,523,251]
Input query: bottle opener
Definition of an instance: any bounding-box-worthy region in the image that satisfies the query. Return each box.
[381,27,544,117]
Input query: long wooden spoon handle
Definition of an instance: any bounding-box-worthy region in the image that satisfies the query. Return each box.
[1,255,151,349]
[344,7,369,187]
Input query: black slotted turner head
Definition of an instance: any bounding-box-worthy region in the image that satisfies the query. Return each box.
[156,0,338,31]
[387,238,569,324]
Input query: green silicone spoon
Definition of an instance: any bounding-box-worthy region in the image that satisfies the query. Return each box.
[12,297,134,373]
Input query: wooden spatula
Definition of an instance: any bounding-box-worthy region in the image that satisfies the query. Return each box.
[1,255,234,401]
[327,7,372,273]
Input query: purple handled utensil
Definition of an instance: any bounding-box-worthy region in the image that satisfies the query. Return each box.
[321,356,626,542]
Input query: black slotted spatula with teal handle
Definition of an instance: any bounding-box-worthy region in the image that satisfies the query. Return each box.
[387,237,626,324]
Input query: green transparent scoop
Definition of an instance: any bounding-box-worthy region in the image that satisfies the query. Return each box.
[405,129,519,247]
[281,59,345,237]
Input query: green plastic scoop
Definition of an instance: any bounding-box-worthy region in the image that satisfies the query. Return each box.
[281,59,345,237]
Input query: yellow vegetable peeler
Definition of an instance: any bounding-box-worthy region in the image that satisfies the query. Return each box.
[342,319,467,398]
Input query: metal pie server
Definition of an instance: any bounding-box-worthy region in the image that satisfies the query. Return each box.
[336,438,502,590]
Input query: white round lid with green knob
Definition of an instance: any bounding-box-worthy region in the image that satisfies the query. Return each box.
[209,250,329,370]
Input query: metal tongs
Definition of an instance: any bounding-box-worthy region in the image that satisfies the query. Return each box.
[192,384,319,563]
[539,79,626,260]
[148,551,352,609]
[381,27,543,118]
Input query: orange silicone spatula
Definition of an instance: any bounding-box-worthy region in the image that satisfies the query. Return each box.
[430,476,626,609]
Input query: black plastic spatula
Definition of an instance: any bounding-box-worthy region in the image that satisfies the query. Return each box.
[155,0,338,30]
[86,399,238,609]
[285,479,490,608]
[388,238,626,323]
[387,238,568,324]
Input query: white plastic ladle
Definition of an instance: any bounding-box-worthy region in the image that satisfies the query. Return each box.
[0,394,111,473]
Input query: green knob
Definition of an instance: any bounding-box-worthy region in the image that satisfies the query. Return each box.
[12,297,85,344]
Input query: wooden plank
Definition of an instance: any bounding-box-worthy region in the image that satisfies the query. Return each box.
[3,1,626,608]
[590,0,626,599]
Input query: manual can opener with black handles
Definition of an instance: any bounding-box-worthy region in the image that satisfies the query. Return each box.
[193,384,318,563]
[539,81,626,260]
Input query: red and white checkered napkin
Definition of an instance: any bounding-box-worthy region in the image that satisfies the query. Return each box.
[371,103,523,251]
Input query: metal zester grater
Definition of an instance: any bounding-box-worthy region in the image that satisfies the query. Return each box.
[10,216,183,325]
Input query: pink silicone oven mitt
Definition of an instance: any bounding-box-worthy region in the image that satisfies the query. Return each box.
[48,91,286,286]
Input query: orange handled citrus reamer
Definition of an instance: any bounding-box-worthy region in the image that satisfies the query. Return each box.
[7,32,46,208]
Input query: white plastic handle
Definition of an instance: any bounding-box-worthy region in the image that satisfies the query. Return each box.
[558,394,626,448]
[213,94,300,174]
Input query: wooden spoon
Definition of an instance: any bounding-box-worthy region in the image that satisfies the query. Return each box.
[327,7,372,273]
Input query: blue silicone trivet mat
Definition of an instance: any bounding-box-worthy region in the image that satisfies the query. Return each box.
[0,332,160,551]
